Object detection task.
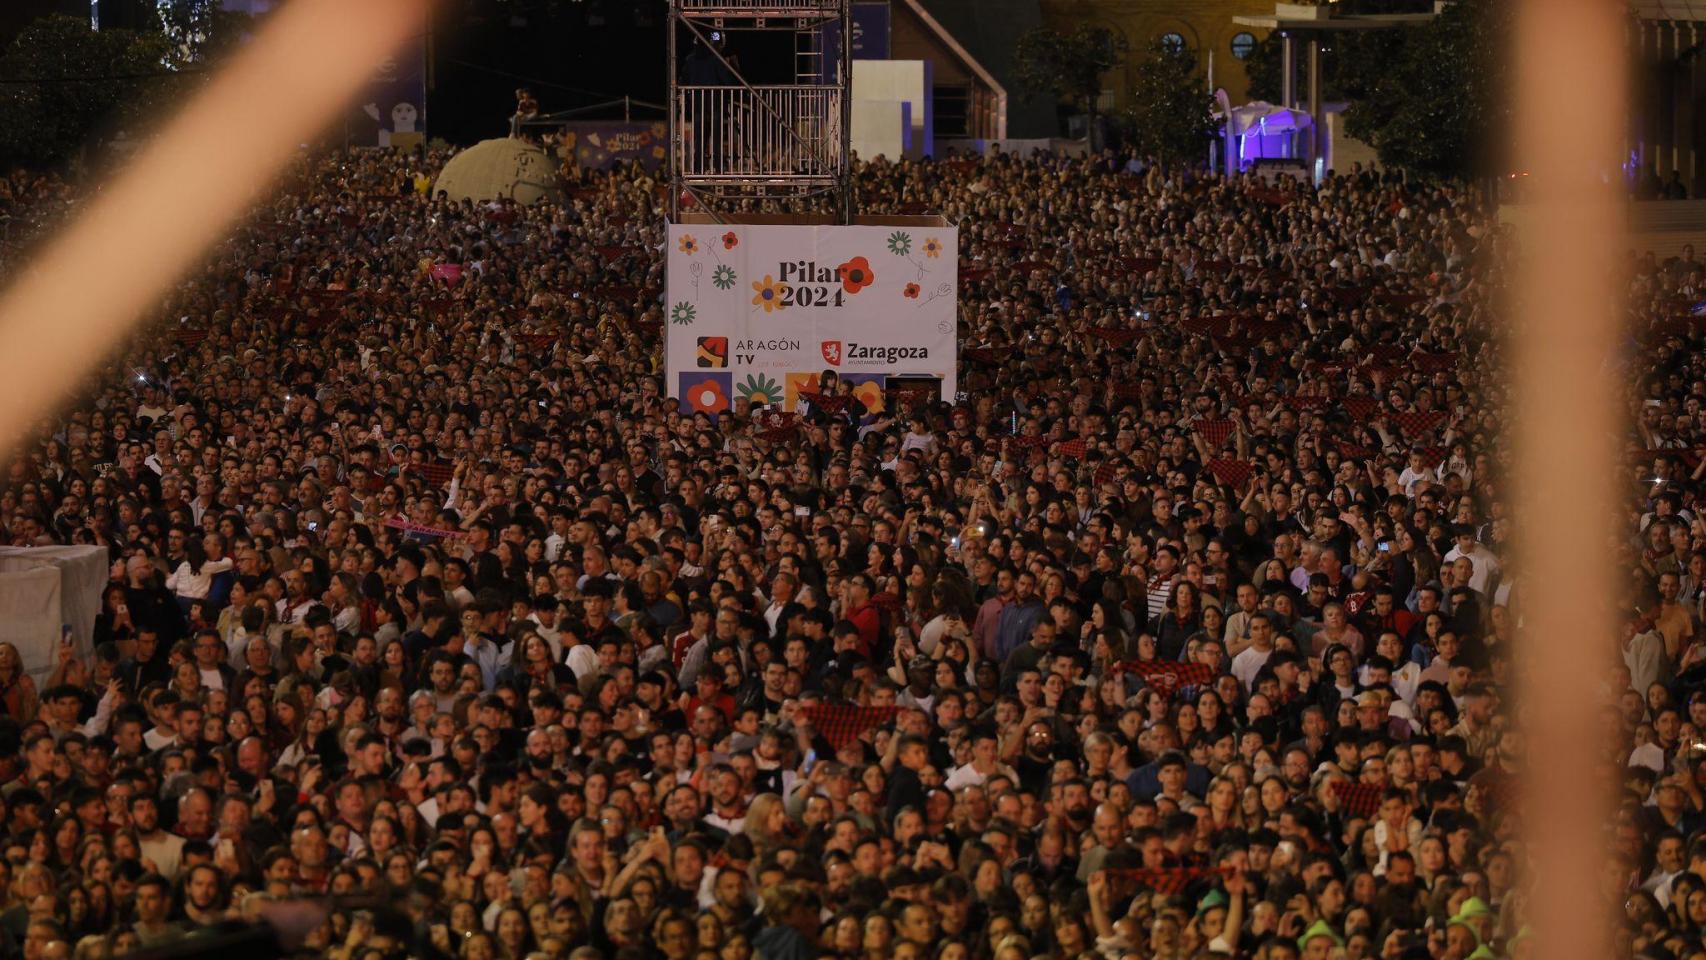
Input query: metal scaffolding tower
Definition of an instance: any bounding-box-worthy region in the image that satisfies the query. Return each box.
[667,0,854,223]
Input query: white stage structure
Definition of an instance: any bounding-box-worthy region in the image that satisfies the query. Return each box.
[0,545,108,679]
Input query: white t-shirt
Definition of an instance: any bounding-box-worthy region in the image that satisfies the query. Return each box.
[139,831,185,879]
[1442,544,1501,594]
[1230,646,1273,692]
[565,643,600,680]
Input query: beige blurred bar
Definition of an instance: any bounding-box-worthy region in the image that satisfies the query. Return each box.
[1512,0,1624,958]
[0,0,426,457]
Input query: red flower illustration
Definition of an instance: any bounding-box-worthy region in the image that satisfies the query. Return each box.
[686,378,729,414]
[903,282,921,299]
[837,256,876,294]
[722,231,739,250]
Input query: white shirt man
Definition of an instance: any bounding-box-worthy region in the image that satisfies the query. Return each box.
[1442,530,1500,594]
[944,731,1019,791]
[1230,614,1278,693]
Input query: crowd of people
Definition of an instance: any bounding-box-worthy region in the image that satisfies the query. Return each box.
[0,137,1678,960]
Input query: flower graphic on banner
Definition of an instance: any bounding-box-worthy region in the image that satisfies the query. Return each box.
[782,372,820,411]
[890,233,934,280]
[751,274,789,312]
[670,301,696,326]
[651,146,665,159]
[903,283,921,299]
[837,256,876,294]
[712,265,737,290]
[845,375,887,414]
[678,234,699,255]
[722,231,739,250]
[682,374,730,415]
[737,374,783,405]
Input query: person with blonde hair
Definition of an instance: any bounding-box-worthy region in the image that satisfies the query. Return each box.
[0,641,37,722]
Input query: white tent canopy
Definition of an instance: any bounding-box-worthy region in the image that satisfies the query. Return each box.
[1226,101,1314,136]
[0,545,107,680]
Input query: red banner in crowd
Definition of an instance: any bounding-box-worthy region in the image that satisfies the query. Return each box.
[1108,865,1237,894]
[1180,315,1235,339]
[1194,418,1236,449]
[1085,326,1146,345]
[809,393,855,413]
[409,463,455,488]
[1206,458,1255,488]
[1332,780,1384,819]
[1389,410,1447,437]
[1343,397,1380,421]
[755,412,801,442]
[1412,351,1458,373]
[1112,661,1215,697]
[1335,440,1380,460]
[799,705,898,750]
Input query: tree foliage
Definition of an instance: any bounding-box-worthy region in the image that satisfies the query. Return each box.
[0,7,255,170]
[1238,0,1511,179]
[157,0,252,70]
[1015,25,1127,149]
[1243,33,1284,105]
[1243,28,1405,107]
[1341,0,1513,179]
[1125,41,1218,168]
[0,16,173,169]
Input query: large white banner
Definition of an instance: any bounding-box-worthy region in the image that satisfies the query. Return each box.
[665,222,957,416]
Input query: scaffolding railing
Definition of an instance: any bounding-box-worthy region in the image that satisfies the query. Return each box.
[676,85,843,182]
[668,0,853,219]
[677,0,843,19]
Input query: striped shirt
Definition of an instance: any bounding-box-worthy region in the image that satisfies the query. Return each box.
[1146,575,1175,625]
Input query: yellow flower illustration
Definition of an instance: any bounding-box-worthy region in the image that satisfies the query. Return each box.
[852,381,885,413]
[678,234,699,255]
[923,237,943,258]
[751,274,789,313]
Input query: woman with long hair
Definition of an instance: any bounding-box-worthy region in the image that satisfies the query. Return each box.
[744,793,792,856]
[378,636,417,694]
[493,900,536,960]
[1155,581,1202,661]
[498,632,572,697]
[1194,775,1247,842]
[1195,689,1232,741]
[268,696,306,756]
[93,583,138,656]
[0,642,38,722]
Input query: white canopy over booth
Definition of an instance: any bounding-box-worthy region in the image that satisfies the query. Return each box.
[0,545,107,680]
[1225,100,1314,171]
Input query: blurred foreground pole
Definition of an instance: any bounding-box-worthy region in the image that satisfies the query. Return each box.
[1512,0,1624,957]
[0,0,426,458]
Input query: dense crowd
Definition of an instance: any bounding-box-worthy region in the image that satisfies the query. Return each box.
[0,137,1671,960]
